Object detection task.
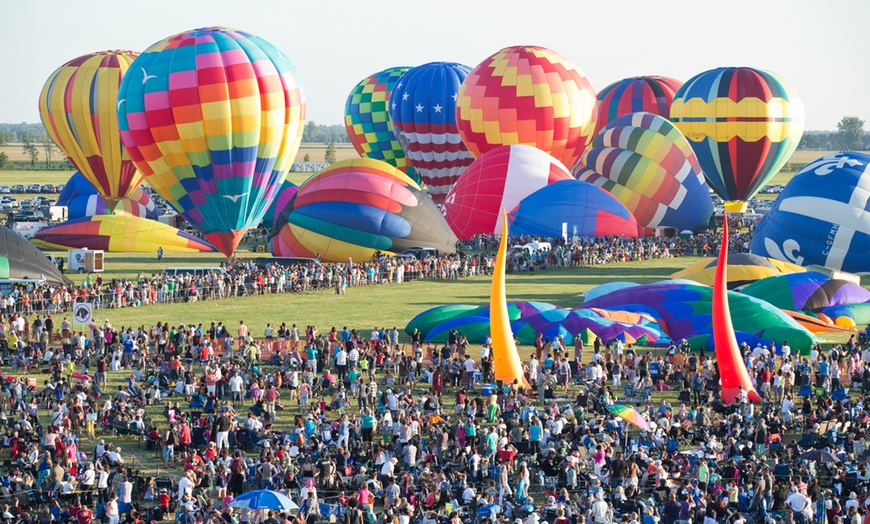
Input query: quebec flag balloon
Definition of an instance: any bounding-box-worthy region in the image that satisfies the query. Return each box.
[750,152,870,274]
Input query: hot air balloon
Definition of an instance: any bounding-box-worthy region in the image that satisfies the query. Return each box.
[509,179,641,238]
[262,179,298,228]
[39,50,144,209]
[594,76,682,134]
[388,62,473,202]
[750,152,870,274]
[57,172,157,220]
[671,252,805,289]
[344,66,418,183]
[670,67,805,212]
[116,27,306,256]
[269,159,458,262]
[440,144,572,240]
[0,228,69,285]
[455,46,597,170]
[32,215,216,253]
[574,112,713,231]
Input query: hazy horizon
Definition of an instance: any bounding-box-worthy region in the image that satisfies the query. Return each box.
[2,0,866,130]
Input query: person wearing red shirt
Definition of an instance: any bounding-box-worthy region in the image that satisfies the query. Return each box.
[76,505,93,524]
[264,387,279,421]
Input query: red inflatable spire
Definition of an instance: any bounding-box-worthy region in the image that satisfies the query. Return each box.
[713,218,762,404]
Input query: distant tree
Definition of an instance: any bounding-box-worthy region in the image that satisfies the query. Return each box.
[0,130,8,148]
[324,142,337,164]
[303,152,311,162]
[836,116,865,151]
[38,133,56,169]
[22,140,39,169]
[0,152,7,170]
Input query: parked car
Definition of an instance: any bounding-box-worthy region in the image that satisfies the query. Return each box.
[0,186,9,194]
[25,184,41,193]
[10,185,24,193]
[40,184,55,193]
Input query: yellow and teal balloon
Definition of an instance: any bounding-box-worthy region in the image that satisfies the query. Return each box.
[344,67,419,183]
[39,50,144,209]
[117,27,306,256]
[670,67,804,212]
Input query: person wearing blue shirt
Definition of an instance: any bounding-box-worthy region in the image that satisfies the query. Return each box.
[529,419,542,456]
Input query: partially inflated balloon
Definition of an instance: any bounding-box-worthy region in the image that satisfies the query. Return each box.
[262,179,298,228]
[456,46,597,170]
[344,66,418,183]
[574,112,713,231]
[39,51,144,208]
[117,27,306,256]
[595,76,682,134]
[389,62,473,202]
[440,144,572,240]
[57,172,157,220]
[270,159,457,262]
[670,67,804,211]
[750,152,870,273]
[509,179,640,238]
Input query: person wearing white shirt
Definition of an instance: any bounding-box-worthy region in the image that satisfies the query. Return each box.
[177,471,194,502]
[480,344,490,361]
[229,374,244,405]
[591,492,610,524]
[785,487,809,520]
[380,457,396,479]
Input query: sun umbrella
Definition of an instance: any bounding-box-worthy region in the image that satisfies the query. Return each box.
[229,490,299,511]
[607,404,651,431]
[800,449,840,464]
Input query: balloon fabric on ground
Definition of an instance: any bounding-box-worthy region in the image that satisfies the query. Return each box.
[574,112,713,231]
[509,179,641,239]
[740,272,870,313]
[669,67,804,212]
[116,27,306,257]
[39,50,145,208]
[57,172,157,220]
[0,228,69,285]
[670,253,806,289]
[581,280,817,354]
[32,215,216,253]
[344,66,418,183]
[594,76,683,135]
[750,152,870,274]
[269,159,457,262]
[440,144,573,240]
[388,62,473,202]
[456,45,597,170]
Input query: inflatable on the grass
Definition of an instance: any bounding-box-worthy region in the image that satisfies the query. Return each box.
[671,253,805,289]
[58,172,157,220]
[490,212,531,389]
[713,220,761,404]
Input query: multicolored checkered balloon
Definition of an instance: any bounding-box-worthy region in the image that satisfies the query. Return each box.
[344,67,418,183]
[455,46,597,171]
[117,27,306,256]
[39,51,144,209]
[670,67,804,212]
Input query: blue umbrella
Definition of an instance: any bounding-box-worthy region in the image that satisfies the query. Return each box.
[229,490,299,511]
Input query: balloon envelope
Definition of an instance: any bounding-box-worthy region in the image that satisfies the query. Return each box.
[262,179,298,228]
[58,173,157,220]
[270,159,457,262]
[595,76,683,135]
[39,50,144,206]
[117,27,306,256]
[670,67,804,210]
[575,112,713,231]
[0,228,68,285]
[671,253,805,289]
[441,144,573,240]
[750,152,870,274]
[344,66,418,182]
[456,45,597,170]
[740,272,870,312]
[509,179,641,239]
[32,215,216,253]
[388,62,473,202]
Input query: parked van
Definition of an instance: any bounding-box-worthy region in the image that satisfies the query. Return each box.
[163,267,224,277]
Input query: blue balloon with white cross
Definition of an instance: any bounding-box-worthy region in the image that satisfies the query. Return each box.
[750,152,870,274]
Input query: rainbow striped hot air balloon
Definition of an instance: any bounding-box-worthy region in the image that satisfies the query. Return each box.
[455,46,598,171]
[270,159,457,262]
[117,27,306,256]
[39,50,144,209]
[344,66,418,183]
[594,76,683,134]
[669,67,804,212]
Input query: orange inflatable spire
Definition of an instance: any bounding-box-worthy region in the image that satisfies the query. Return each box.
[713,217,761,404]
[490,210,531,390]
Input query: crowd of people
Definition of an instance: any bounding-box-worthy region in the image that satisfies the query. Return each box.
[0,295,868,524]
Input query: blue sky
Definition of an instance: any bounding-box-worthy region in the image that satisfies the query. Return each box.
[3,0,866,130]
